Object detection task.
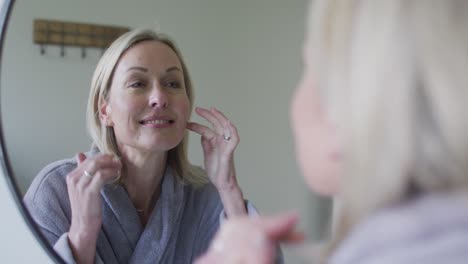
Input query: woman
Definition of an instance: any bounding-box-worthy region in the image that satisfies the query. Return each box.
[197,0,468,263]
[24,29,252,263]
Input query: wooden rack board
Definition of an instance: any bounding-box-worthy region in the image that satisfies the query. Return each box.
[33,19,130,48]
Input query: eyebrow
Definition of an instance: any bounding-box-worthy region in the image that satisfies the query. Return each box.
[126,66,182,73]
[165,66,182,73]
[126,66,148,73]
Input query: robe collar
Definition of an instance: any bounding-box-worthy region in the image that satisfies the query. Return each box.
[100,164,186,263]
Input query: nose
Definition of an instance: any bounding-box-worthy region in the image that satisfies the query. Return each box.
[149,85,168,108]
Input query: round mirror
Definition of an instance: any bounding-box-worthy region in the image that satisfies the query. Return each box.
[0,0,330,262]
[0,0,63,262]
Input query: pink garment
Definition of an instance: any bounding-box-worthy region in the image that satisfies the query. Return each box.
[330,192,468,264]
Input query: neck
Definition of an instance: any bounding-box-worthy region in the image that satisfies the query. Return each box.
[120,147,168,217]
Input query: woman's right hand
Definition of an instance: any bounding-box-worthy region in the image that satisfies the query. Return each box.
[195,213,304,264]
[66,153,121,264]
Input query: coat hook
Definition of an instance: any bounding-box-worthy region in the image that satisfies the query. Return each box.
[81,47,86,59]
[60,45,65,57]
[40,44,45,55]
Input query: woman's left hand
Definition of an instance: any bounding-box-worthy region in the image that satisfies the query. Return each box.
[187,107,246,216]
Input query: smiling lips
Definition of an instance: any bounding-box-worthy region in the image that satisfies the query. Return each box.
[139,116,175,127]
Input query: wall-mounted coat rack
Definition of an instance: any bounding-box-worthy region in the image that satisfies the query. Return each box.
[33,19,130,58]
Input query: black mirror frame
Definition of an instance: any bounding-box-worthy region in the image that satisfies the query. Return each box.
[0,1,64,263]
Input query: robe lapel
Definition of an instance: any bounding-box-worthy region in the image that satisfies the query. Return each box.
[100,183,143,262]
[129,166,186,264]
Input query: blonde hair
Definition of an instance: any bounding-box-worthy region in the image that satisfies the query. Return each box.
[307,0,468,255]
[86,28,207,186]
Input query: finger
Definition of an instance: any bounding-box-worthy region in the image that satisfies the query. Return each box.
[88,167,121,188]
[76,152,87,164]
[69,154,121,187]
[210,107,230,125]
[67,167,94,193]
[260,213,301,241]
[194,107,224,134]
[67,153,92,185]
[225,121,240,145]
[282,231,306,244]
[187,122,217,139]
[217,121,239,156]
[84,154,121,175]
[69,168,119,199]
[85,155,121,184]
[210,108,234,139]
[210,108,241,145]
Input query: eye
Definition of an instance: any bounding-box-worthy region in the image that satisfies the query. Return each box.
[164,80,182,89]
[129,80,146,89]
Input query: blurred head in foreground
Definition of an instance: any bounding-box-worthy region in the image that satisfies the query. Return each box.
[291,0,468,251]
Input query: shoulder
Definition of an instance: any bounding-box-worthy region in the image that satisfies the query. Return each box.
[182,165,221,205]
[185,180,222,209]
[330,192,468,264]
[181,168,224,224]
[22,156,78,234]
[24,157,77,205]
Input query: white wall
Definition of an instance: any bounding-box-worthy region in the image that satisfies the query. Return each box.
[1,0,329,262]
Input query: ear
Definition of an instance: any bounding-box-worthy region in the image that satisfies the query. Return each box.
[99,100,114,127]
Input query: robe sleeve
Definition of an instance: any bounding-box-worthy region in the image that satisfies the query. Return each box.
[218,200,259,224]
[24,160,103,264]
[54,233,104,264]
[53,233,75,263]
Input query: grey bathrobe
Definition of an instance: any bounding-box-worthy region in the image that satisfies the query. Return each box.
[23,155,232,263]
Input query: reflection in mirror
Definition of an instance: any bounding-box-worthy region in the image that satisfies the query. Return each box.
[1,0,330,262]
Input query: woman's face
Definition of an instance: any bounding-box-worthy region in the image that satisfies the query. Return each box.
[101,40,190,155]
[290,41,341,196]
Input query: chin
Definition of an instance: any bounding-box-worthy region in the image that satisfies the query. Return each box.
[304,174,339,197]
[146,130,186,149]
[152,140,183,152]
[139,138,181,153]
[298,156,339,197]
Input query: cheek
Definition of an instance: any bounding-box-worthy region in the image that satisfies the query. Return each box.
[290,75,340,196]
[290,76,311,143]
[173,95,191,125]
[172,97,190,144]
[291,90,315,186]
[113,99,141,124]
[291,77,313,175]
